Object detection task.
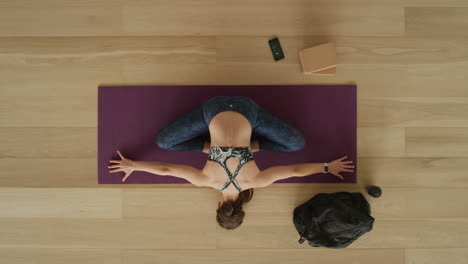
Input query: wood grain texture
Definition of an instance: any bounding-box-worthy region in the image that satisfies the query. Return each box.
[0,96,96,127]
[406,128,468,157]
[123,249,405,264]
[405,0,468,6]
[0,6,123,37]
[0,218,216,249]
[0,188,121,218]
[358,157,468,188]
[123,188,218,218]
[0,249,122,264]
[406,248,468,264]
[365,97,468,127]
[0,1,404,37]
[358,128,405,157]
[406,7,468,36]
[0,37,215,66]
[0,128,95,158]
[0,158,97,187]
[123,2,404,37]
[0,65,122,96]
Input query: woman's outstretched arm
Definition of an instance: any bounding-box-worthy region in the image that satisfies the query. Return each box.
[108,151,207,186]
[254,156,354,188]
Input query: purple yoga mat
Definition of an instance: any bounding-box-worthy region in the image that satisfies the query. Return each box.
[98,85,357,184]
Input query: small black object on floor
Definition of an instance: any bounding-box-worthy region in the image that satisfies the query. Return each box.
[367,185,382,198]
[268,37,285,61]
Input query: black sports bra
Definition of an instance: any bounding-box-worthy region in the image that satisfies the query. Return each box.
[208,146,254,192]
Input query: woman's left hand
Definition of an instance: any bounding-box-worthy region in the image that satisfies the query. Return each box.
[328,156,355,180]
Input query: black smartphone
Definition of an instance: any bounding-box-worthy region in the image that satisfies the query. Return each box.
[268,37,285,61]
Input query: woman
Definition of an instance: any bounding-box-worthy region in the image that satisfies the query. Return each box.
[109,96,354,230]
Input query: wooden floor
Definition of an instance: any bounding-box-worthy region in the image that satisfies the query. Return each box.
[1,0,468,263]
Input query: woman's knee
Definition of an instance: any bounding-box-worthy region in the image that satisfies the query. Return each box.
[155,130,174,150]
[287,134,306,151]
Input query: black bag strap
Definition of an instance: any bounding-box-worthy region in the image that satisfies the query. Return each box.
[298,236,306,244]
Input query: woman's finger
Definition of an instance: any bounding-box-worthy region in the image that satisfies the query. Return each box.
[343,161,354,165]
[332,172,344,180]
[109,168,123,173]
[344,165,355,169]
[342,169,354,172]
[122,172,131,182]
[109,160,121,164]
[117,150,125,160]
[339,156,348,161]
[108,165,122,169]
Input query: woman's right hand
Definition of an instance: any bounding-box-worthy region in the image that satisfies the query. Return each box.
[108,151,138,182]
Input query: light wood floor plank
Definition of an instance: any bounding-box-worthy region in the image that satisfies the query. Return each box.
[121,64,218,85]
[0,128,95,158]
[370,188,468,219]
[406,248,468,264]
[0,6,123,37]
[0,188,121,218]
[355,220,468,248]
[0,97,96,127]
[0,0,125,8]
[405,0,468,6]
[359,157,468,188]
[123,188,218,219]
[0,37,215,66]
[406,128,468,157]
[358,99,385,127]
[123,2,404,36]
[406,7,468,36]
[0,248,122,264]
[123,249,405,264]
[358,128,406,157]
[0,158,97,187]
[377,97,468,127]
[0,218,216,249]
[0,65,122,96]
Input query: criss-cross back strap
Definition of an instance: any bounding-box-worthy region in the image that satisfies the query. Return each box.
[218,159,248,192]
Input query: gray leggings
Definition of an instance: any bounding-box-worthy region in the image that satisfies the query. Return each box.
[156,96,306,152]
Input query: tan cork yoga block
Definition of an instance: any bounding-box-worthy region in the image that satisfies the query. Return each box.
[299,42,337,75]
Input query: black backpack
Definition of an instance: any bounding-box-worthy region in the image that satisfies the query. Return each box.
[293,192,374,249]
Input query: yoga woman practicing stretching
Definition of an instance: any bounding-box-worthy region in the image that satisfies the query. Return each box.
[109,96,354,230]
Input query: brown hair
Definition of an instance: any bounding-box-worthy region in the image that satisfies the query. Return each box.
[216,189,254,230]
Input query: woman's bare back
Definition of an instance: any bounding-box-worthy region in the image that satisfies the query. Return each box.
[202,111,260,191]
